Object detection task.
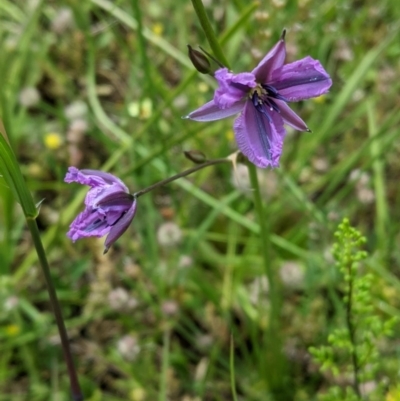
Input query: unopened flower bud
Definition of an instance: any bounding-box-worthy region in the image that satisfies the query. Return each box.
[187,45,211,74]
[184,149,207,164]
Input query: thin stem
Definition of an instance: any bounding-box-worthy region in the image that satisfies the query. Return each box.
[248,162,285,395]
[189,0,288,395]
[190,0,231,69]
[26,218,83,401]
[247,163,272,288]
[134,158,230,198]
[346,263,361,398]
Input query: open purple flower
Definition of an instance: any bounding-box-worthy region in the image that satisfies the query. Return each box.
[65,167,137,253]
[186,31,332,168]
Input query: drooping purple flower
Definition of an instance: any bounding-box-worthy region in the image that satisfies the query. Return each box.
[186,31,332,168]
[65,167,137,253]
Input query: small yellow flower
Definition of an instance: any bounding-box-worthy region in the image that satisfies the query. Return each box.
[152,23,163,36]
[198,83,209,93]
[225,129,234,141]
[44,133,63,150]
[5,324,20,337]
[312,95,327,104]
[130,387,146,401]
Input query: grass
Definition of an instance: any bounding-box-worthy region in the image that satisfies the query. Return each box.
[1,0,400,400]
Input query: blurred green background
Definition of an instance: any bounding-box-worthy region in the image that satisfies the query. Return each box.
[1,0,400,400]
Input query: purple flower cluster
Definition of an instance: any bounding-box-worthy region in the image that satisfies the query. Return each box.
[65,167,136,253]
[186,32,332,168]
[65,32,332,251]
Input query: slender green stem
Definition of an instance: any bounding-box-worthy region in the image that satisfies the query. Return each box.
[247,164,272,287]
[26,218,83,401]
[134,158,230,198]
[190,0,230,68]
[190,1,287,395]
[248,162,285,395]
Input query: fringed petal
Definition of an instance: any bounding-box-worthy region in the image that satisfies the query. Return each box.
[234,101,286,168]
[269,57,332,101]
[65,167,128,192]
[214,68,256,108]
[65,167,136,251]
[67,209,110,241]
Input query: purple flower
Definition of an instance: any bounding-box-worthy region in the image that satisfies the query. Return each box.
[65,167,137,253]
[186,32,332,168]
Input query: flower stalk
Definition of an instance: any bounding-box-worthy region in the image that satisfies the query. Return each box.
[188,2,292,396]
[134,157,231,198]
[0,126,83,400]
[248,162,285,394]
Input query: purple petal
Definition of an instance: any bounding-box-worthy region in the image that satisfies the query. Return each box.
[65,167,128,192]
[234,100,286,168]
[275,100,309,131]
[67,208,109,241]
[65,167,104,187]
[214,68,256,109]
[99,192,135,219]
[185,99,245,122]
[269,56,332,102]
[65,167,137,250]
[252,37,286,83]
[80,170,128,191]
[105,210,125,225]
[84,184,127,207]
[97,191,135,210]
[104,199,137,253]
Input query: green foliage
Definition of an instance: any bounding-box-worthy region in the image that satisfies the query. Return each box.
[0,133,37,218]
[310,218,398,400]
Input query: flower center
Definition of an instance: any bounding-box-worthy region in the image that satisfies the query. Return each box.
[249,84,286,122]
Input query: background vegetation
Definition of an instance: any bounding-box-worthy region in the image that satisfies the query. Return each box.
[1,0,400,400]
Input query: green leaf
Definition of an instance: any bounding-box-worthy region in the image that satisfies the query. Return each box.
[0,128,37,218]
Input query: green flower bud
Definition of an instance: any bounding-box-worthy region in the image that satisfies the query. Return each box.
[184,150,207,164]
[187,45,211,74]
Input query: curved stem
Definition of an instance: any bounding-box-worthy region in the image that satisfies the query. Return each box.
[134,158,231,198]
[26,218,83,401]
